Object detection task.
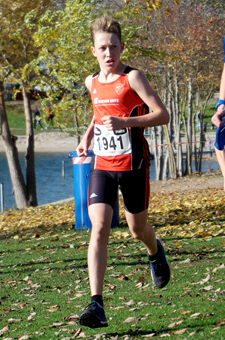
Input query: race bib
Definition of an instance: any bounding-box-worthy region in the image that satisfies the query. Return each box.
[93,124,131,156]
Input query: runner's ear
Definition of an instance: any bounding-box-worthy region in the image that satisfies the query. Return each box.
[91,46,97,58]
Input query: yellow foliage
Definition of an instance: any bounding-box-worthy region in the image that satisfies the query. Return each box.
[164,8,170,15]
[146,0,162,12]
[1,184,225,241]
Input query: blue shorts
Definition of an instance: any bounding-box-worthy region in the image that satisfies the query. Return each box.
[215,122,225,150]
[88,166,150,214]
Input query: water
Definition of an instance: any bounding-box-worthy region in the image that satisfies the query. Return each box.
[0,152,220,210]
[0,152,74,210]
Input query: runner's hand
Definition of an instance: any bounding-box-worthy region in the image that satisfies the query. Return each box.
[76,140,89,157]
[101,116,125,130]
[211,105,225,128]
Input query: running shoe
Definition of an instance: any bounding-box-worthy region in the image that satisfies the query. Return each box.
[79,301,108,328]
[148,237,170,288]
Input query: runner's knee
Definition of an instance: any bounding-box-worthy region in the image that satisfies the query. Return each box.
[91,221,111,240]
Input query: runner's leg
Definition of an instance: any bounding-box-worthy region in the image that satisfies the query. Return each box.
[215,148,225,190]
[88,203,113,296]
[125,209,157,255]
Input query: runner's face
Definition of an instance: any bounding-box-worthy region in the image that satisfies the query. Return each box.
[91,32,124,72]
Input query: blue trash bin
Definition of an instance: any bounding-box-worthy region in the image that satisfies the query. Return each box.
[69,150,119,229]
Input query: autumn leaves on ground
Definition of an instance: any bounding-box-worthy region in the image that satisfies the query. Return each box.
[1,173,225,339]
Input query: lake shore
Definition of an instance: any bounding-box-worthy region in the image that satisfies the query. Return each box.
[1,131,223,195]
[1,131,223,205]
[0,132,80,153]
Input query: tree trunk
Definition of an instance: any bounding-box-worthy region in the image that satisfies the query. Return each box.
[166,73,177,180]
[196,88,214,172]
[174,77,183,177]
[186,79,193,175]
[22,83,38,206]
[162,150,169,180]
[0,81,28,209]
[155,126,164,180]
[193,92,199,171]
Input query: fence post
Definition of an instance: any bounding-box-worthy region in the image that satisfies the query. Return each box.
[0,183,4,213]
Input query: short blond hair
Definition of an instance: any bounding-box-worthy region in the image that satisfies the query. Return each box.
[90,17,121,45]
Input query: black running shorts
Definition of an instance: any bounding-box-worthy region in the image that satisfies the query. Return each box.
[88,165,150,214]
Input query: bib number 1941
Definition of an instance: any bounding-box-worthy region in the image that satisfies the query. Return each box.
[93,125,131,156]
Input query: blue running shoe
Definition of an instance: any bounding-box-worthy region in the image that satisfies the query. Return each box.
[148,237,170,289]
[79,301,108,328]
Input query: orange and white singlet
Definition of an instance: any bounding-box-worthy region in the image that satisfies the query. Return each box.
[91,66,150,171]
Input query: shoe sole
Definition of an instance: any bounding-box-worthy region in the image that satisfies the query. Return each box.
[79,311,108,329]
[150,237,171,289]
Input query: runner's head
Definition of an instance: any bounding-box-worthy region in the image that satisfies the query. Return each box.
[90,17,121,45]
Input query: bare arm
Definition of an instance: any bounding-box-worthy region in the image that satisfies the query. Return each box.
[76,117,94,156]
[76,75,94,156]
[101,69,169,130]
[211,63,225,127]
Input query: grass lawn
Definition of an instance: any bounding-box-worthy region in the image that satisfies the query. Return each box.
[1,228,225,339]
[1,186,225,339]
[4,102,87,135]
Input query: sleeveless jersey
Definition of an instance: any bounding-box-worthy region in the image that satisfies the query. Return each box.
[90,66,150,171]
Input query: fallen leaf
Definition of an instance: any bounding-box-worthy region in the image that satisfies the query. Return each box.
[141,333,155,338]
[118,275,129,281]
[63,289,73,295]
[0,325,9,336]
[72,328,82,338]
[192,274,210,285]
[171,328,187,335]
[52,322,65,327]
[212,264,225,273]
[124,300,136,307]
[123,317,139,323]
[137,277,146,282]
[18,335,29,340]
[190,312,201,318]
[189,331,196,336]
[199,285,214,292]
[180,258,191,263]
[168,320,183,328]
[180,310,191,315]
[8,318,23,323]
[27,313,36,321]
[46,305,60,312]
[217,318,225,327]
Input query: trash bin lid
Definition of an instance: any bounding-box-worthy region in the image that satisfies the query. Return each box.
[68,150,93,164]
[68,150,93,158]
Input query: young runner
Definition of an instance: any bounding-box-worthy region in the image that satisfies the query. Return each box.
[76,16,171,329]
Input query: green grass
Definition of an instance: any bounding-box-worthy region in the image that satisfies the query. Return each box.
[4,103,89,135]
[5,104,26,131]
[204,103,217,130]
[1,227,225,339]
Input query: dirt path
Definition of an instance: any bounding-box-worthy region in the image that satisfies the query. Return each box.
[0,132,79,153]
[150,171,223,193]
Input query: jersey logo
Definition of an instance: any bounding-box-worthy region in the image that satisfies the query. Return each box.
[115,84,124,95]
[93,89,97,94]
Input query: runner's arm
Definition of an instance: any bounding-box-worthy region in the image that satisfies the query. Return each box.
[76,75,94,156]
[101,69,169,131]
[212,42,225,127]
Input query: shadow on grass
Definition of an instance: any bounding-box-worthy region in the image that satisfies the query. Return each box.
[105,319,221,338]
